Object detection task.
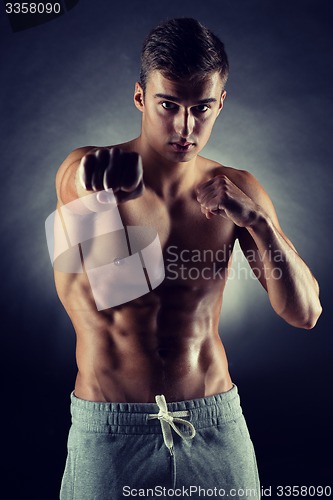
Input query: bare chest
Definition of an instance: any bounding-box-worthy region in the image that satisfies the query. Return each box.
[118,188,237,279]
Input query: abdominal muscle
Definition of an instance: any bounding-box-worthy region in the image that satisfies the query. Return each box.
[58,273,233,403]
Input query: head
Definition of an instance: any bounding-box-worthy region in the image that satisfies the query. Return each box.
[134,19,229,163]
[139,18,229,96]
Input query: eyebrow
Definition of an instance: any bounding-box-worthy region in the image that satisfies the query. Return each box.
[153,93,217,104]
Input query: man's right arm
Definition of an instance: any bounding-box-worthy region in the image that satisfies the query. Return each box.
[56,146,144,206]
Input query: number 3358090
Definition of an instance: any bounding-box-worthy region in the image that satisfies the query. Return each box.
[5,3,61,14]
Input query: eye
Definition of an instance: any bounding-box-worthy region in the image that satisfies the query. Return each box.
[161,101,178,110]
[194,104,210,113]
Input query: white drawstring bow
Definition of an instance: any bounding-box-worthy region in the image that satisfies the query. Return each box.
[148,395,196,454]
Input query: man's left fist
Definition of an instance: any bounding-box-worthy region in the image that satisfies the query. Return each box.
[196,174,259,227]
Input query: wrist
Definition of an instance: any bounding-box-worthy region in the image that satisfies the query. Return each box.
[247,206,273,238]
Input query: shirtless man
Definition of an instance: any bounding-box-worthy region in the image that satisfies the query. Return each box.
[54,18,322,500]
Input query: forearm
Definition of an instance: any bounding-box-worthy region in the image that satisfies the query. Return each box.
[247,211,322,329]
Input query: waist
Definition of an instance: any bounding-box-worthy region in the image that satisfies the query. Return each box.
[74,335,231,402]
[69,384,242,434]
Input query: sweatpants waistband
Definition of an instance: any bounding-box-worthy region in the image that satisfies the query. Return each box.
[69,385,243,434]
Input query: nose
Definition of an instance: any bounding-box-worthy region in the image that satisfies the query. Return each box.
[174,109,194,138]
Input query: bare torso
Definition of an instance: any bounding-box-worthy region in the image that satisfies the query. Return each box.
[55,142,242,403]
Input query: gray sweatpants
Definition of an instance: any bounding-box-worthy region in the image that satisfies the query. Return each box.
[60,385,260,499]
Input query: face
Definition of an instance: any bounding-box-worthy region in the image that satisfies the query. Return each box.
[134,70,226,163]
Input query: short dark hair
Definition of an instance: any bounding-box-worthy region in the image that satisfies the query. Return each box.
[140,18,229,93]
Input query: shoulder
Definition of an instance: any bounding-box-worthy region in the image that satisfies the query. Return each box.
[56,146,96,182]
[201,159,261,196]
[215,166,264,199]
[55,146,96,204]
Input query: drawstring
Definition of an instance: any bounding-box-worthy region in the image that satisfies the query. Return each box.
[148,395,196,455]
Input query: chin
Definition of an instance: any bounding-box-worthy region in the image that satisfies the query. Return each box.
[167,149,198,163]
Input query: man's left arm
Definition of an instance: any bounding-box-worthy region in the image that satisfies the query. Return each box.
[196,171,322,330]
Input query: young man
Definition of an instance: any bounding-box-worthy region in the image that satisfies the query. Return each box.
[54,18,322,500]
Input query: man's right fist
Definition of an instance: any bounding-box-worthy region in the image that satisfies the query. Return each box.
[78,147,144,203]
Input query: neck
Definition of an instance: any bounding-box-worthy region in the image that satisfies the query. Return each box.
[132,136,200,200]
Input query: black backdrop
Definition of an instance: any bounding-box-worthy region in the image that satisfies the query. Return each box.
[1,0,332,498]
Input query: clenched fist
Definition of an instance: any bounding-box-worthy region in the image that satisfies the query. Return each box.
[196,174,260,227]
[78,147,144,203]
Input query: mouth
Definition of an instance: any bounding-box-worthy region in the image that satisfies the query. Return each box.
[169,142,195,153]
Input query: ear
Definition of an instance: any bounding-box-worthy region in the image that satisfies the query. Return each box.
[134,82,145,112]
[217,90,227,116]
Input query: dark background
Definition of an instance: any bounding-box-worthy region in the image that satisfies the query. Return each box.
[1,0,332,498]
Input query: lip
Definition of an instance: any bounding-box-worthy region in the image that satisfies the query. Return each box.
[170,142,195,152]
